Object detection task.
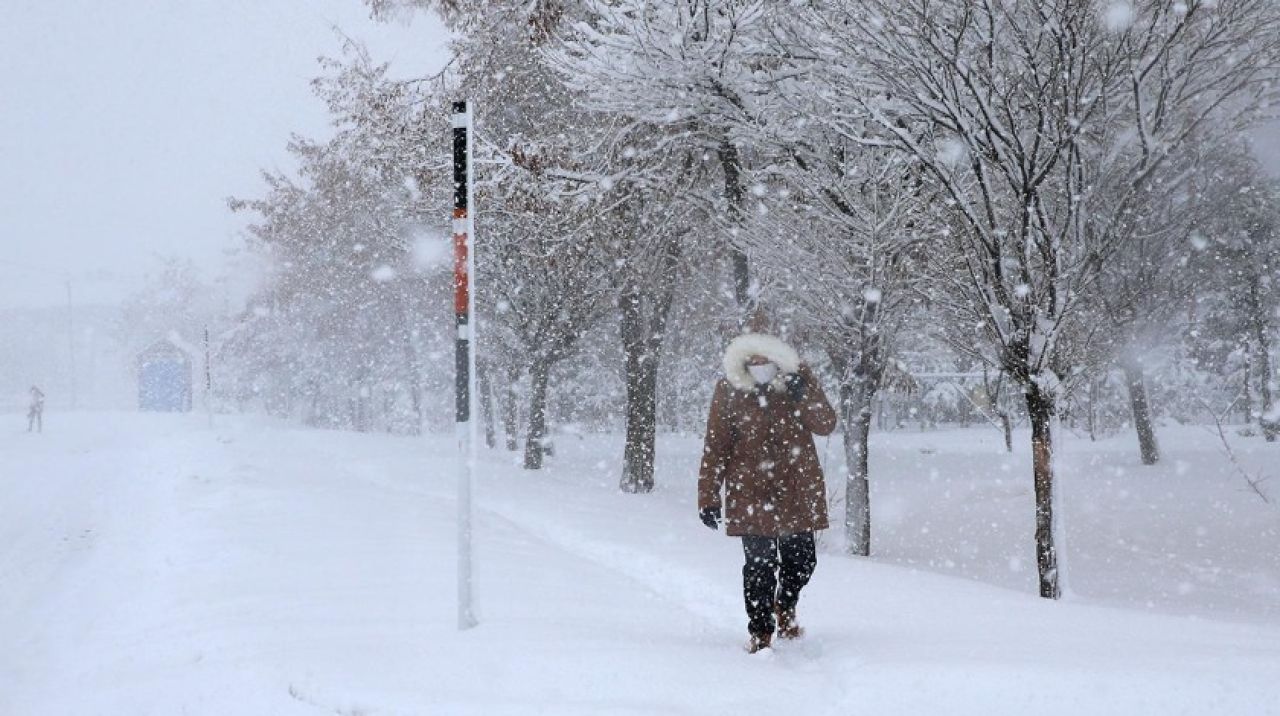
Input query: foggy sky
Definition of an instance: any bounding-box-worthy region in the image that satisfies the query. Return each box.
[0,0,449,309]
[0,3,1277,311]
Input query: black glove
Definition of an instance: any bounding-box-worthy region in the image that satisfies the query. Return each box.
[784,372,808,402]
[699,506,721,530]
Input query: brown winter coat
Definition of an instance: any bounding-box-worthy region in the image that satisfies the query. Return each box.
[698,358,838,538]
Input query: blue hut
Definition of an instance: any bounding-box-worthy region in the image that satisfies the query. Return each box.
[137,338,193,412]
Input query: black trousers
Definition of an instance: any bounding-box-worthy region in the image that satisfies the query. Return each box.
[741,532,817,635]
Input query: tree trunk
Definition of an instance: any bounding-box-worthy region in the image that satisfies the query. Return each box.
[502,370,520,451]
[1123,362,1160,464]
[835,294,882,557]
[1242,351,1253,425]
[1257,334,1277,442]
[1026,384,1061,600]
[717,139,752,318]
[523,358,552,470]
[1249,274,1277,441]
[618,231,680,492]
[620,352,659,493]
[618,289,665,494]
[407,383,423,435]
[840,377,875,556]
[983,369,1012,452]
[1087,376,1098,442]
[477,360,496,449]
[401,313,425,435]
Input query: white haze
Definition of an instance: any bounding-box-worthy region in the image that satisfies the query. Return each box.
[0,0,450,310]
[0,1,449,410]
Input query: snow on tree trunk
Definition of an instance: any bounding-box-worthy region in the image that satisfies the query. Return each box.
[1252,296,1278,442]
[1027,383,1061,600]
[619,292,656,493]
[1087,377,1099,442]
[477,360,496,450]
[1258,348,1277,442]
[615,223,680,493]
[502,378,520,452]
[717,139,752,319]
[620,353,659,493]
[1243,351,1254,426]
[404,337,424,436]
[523,358,552,470]
[408,382,423,436]
[840,376,875,556]
[1123,362,1160,465]
[982,370,1013,453]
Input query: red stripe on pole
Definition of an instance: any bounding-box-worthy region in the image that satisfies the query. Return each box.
[453,230,469,315]
[453,207,469,315]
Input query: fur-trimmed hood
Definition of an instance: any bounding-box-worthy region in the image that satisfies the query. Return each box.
[722,333,801,392]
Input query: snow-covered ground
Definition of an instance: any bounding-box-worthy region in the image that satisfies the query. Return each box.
[2,412,1279,715]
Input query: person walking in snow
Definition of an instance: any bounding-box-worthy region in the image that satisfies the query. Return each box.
[27,386,45,433]
[698,332,837,653]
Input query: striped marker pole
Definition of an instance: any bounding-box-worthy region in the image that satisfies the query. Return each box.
[452,100,478,630]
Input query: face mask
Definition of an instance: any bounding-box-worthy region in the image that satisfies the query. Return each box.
[748,363,779,385]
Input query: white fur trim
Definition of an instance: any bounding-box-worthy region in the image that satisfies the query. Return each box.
[722,333,801,392]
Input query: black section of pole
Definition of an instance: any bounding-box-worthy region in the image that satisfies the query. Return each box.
[456,318,470,423]
[453,100,468,211]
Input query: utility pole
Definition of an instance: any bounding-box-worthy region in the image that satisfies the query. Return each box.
[204,325,213,428]
[453,99,478,630]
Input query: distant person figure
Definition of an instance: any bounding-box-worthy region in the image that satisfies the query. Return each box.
[698,332,837,653]
[28,386,45,433]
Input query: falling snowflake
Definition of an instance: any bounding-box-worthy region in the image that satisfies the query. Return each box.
[1103,1,1135,32]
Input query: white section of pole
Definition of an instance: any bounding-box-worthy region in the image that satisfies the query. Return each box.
[458,413,476,628]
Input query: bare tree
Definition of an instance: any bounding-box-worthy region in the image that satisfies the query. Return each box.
[745,138,929,555]
[812,0,1280,598]
[1193,147,1280,440]
[1089,154,1203,464]
[554,0,784,320]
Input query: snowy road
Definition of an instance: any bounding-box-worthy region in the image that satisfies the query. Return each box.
[2,412,1279,714]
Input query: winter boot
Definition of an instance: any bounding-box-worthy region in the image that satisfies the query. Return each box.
[745,631,773,654]
[775,606,804,640]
